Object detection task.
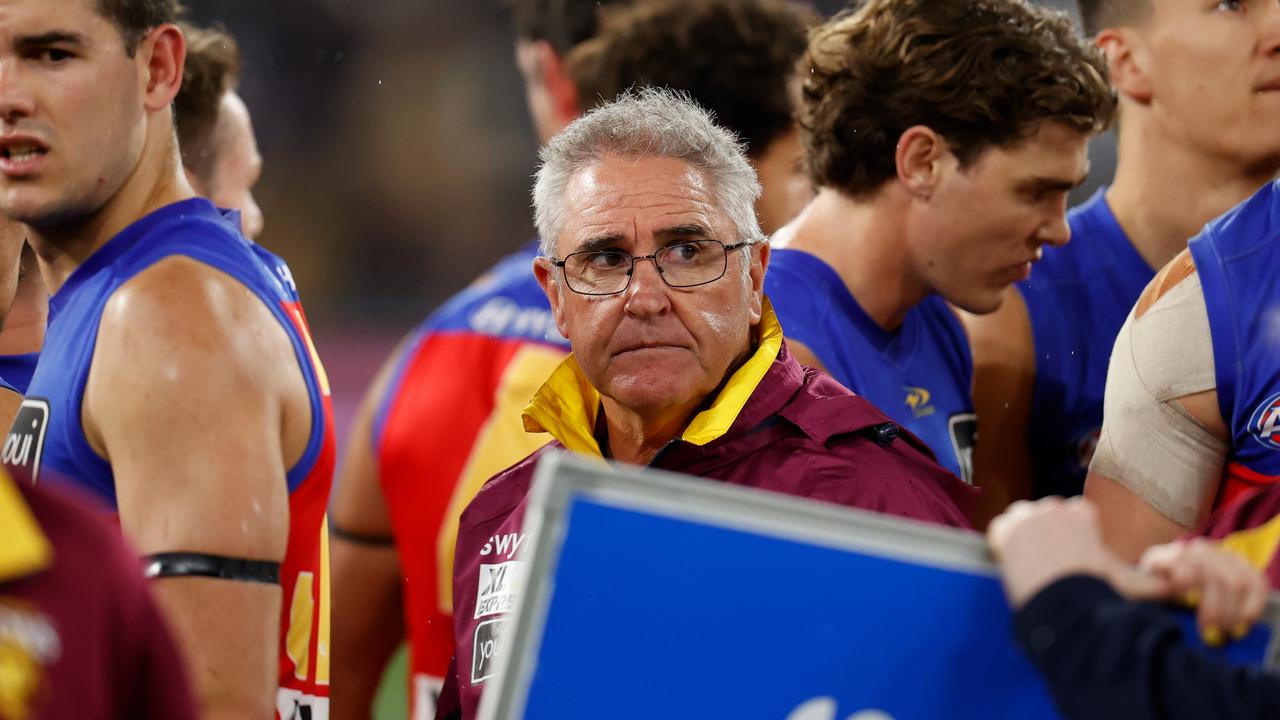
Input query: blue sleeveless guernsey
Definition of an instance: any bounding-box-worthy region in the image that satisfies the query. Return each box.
[0,353,38,394]
[765,248,976,482]
[1019,188,1154,498]
[1189,180,1280,510]
[2,198,336,716]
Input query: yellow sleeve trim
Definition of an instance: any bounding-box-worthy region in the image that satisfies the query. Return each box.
[0,471,52,582]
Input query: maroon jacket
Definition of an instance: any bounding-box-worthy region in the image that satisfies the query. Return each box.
[0,476,197,720]
[434,339,975,719]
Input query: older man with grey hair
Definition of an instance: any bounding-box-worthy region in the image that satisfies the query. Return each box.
[432,89,974,720]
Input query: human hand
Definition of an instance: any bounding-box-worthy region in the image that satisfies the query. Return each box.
[1139,538,1269,645]
[988,496,1168,608]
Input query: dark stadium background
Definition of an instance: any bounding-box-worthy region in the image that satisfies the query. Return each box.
[179,1,1114,715]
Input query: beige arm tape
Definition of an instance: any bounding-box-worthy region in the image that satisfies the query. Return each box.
[1089,272,1227,528]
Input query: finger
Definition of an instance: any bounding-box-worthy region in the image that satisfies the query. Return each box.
[1199,566,1226,646]
[1110,565,1172,601]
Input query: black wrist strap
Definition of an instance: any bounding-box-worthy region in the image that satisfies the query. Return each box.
[330,522,396,547]
[143,552,281,585]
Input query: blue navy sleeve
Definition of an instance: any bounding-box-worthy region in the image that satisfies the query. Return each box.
[1014,574,1280,719]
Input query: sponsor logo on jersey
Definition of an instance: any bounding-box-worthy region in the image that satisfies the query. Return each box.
[948,413,978,485]
[1250,391,1280,450]
[479,532,528,561]
[0,600,60,720]
[471,618,510,684]
[2,399,49,482]
[902,386,935,419]
[475,561,527,619]
[469,298,564,342]
[785,697,896,720]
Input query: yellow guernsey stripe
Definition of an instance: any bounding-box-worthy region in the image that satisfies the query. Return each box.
[522,300,783,452]
[0,470,51,583]
[1217,513,1280,572]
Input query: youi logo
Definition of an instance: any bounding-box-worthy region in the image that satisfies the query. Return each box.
[1250,391,1280,450]
[785,698,896,720]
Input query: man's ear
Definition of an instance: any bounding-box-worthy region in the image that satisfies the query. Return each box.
[748,243,770,325]
[534,256,570,340]
[895,125,947,200]
[1097,28,1152,105]
[535,41,581,133]
[138,24,186,112]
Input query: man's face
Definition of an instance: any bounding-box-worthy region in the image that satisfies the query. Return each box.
[0,0,149,228]
[1137,0,1280,165]
[909,121,1089,315]
[535,155,768,419]
[206,92,264,239]
[752,128,812,236]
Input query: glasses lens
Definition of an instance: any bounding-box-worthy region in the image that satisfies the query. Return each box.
[656,240,727,287]
[565,250,632,294]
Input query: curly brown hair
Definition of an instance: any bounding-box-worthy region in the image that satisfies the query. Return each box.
[801,0,1114,198]
[174,23,241,187]
[566,0,818,159]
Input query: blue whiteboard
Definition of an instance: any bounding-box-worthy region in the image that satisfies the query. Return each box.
[481,454,1277,720]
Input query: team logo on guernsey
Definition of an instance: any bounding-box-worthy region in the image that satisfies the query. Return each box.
[2,399,49,482]
[1249,392,1280,450]
[903,387,934,419]
[948,413,977,485]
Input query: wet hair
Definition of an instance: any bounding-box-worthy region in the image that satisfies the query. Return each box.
[507,0,631,55]
[1077,0,1152,37]
[566,0,818,160]
[96,0,184,56]
[174,23,241,187]
[801,0,1114,198]
[533,87,762,257]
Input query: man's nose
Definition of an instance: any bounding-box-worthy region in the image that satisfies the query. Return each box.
[623,256,672,317]
[0,61,36,124]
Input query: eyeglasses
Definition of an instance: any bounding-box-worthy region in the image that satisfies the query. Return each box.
[552,239,753,296]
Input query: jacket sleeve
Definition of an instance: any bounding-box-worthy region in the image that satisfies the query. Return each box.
[1014,574,1280,719]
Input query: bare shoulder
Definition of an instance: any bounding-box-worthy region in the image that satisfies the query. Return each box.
[1134,248,1196,319]
[95,255,296,387]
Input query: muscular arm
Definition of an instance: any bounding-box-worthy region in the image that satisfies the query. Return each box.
[84,257,308,719]
[1085,254,1228,563]
[956,287,1036,529]
[330,346,406,720]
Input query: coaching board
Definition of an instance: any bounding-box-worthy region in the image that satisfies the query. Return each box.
[479,453,1280,720]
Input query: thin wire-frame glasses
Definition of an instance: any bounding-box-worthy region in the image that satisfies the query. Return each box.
[552,239,752,296]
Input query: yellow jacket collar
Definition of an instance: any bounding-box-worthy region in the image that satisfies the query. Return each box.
[0,470,52,583]
[522,299,785,456]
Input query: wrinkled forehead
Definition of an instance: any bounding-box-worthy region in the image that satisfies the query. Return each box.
[559,156,730,255]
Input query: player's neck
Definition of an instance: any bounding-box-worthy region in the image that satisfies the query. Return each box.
[600,397,701,467]
[0,286,46,354]
[1108,115,1279,272]
[28,136,197,296]
[777,188,924,333]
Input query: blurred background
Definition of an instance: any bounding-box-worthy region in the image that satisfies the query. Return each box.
[180,0,1112,452]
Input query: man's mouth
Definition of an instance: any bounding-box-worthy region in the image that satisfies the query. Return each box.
[2,144,46,162]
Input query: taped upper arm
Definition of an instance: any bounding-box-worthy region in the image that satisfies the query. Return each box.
[1089,255,1227,529]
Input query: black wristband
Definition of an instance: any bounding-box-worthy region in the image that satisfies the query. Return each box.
[143,552,281,584]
